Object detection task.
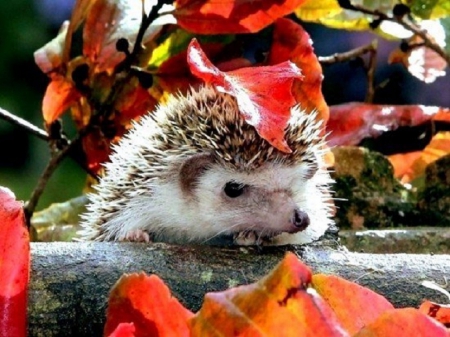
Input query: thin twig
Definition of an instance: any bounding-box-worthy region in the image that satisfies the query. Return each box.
[0,107,97,178]
[343,2,450,66]
[319,40,378,103]
[364,40,377,103]
[0,107,48,141]
[24,0,166,223]
[318,41,377,65]
[24,134,82,226]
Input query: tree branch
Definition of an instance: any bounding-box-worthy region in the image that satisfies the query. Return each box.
[23,1,166,224]
[0,107,48,141]
[319,40,378,103]
[342,2,450,66]
[24,134,83,226]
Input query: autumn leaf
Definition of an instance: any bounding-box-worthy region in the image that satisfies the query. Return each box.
[42,75,81,124]
[190,252,347,336]
[114,80,158,120]
[151,39,230,102]
[420,300,450,327]
[34,21,69,74]
[387,151,422,182]
[312,274,394,335]
[83,0,162,73]
[0,187,29,337]
[353,308,450,337]
[82,130,118,173]
[268,18,329,122]
[104,273,193,337]
[187,38,303,153]
[389,42,447,84]
[174,0,307,34]
[108,323,135,337]
[326,103,450,147]
[295,0,342,22]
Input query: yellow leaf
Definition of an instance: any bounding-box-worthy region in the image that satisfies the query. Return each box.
[295,0,342,22]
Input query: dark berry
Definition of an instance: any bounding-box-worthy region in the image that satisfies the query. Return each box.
[393,3,411,17]
[116,38,130,54]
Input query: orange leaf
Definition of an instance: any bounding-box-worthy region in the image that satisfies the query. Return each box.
[0,187,29,337]
[419,300,450,327]
[42,76,81,123]
[407,131,450,182]
[190,252,347,336]
[268,18,329,123]
[108,323,135,337]
[354,308,450,336]
[175,0,307,34]
[104,273,193,337]
[312,274,394,335]
[387,151,422,182]
[187,38,303,153]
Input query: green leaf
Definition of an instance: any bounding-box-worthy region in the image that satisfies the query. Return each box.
[406,0,450,19]
[440,16,450,54]
[148,29,234,69]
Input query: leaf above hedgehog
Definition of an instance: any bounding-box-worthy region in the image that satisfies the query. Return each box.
[187,38,304,153]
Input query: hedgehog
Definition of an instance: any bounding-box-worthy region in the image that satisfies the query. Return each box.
[79,85,334,245]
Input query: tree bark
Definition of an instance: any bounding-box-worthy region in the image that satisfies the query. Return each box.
[29,242,450,336]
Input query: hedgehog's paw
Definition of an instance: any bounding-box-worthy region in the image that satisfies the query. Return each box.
[233,231,262,246]
[122,229,152,243]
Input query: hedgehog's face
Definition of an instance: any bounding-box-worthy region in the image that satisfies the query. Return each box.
[178,152,332,245]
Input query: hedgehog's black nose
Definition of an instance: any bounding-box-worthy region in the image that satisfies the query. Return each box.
[292,208,310,231]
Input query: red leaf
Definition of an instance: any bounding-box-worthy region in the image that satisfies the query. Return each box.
[42,76,81,123]
[104,273,193,337]
[326,103,450,147]
[187,38,303,153]
[114,82,158,120]
[312,274,394,335]
[108,323,135,337]
[268,18,329,123]
[82,131,115,173]
[190,252,347,336]
[354,308,450,336]
[175,0,306,34]
[0,187,29,337]
[419,300,450,327]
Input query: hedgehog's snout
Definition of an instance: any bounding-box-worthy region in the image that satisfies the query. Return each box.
[291,208,310,231]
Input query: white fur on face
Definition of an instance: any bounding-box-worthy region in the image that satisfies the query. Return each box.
[94,159,333,245]
[192,161,334,244]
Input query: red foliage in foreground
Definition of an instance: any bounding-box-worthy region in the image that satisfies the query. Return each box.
[105,253,450,337]
[0,188,29,337]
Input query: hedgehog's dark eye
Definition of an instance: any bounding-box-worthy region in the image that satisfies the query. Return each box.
[224,181,246,198]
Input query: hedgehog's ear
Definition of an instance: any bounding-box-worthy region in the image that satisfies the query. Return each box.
[179,153,213,194]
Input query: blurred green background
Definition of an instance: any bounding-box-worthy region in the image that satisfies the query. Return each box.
[1,0,449,211]
[0,0,86,210]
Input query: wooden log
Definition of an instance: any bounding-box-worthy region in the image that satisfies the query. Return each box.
[29,242,450,336]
